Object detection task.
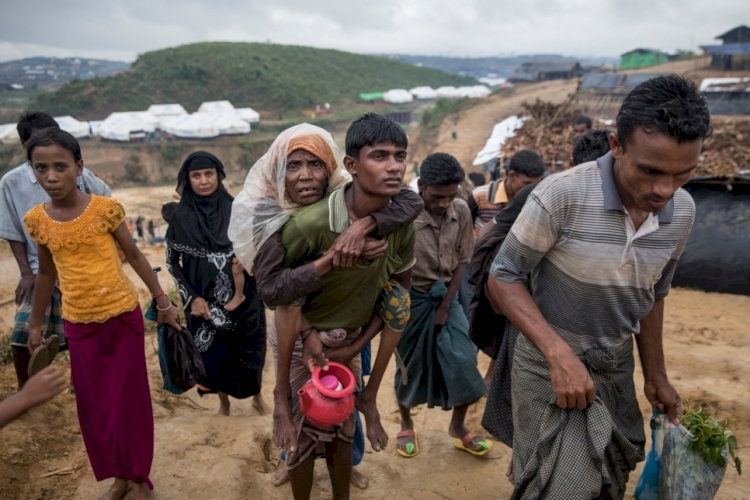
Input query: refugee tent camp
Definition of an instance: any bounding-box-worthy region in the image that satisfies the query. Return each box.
[147,104,188,119]
[197,112,250,135]
[456,85,492,98]
[409,86,437,100]
[163,113,220,139]
[98,113,157,142]
[88,121,104,136]
[0,123,19,144]
[383,89,414,104]
[235,107,261,123]
[197,100,236,114]
[54,116,91,139]
[435,86,461,99]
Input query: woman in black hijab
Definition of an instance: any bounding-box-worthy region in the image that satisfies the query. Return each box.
[166,152,270,416]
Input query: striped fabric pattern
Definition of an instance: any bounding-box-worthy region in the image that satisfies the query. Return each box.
[491,154,695,354]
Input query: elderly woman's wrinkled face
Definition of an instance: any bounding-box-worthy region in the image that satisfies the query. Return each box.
[285,149,329,205]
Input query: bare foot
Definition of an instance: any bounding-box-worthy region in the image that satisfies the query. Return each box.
[356,394,388,452]
[133,481,154,500]
[218,393,230,416]
[253,393,272,416]
[98,479,130,500]
[448,424,487,452]
[351,467,369,489]
[273,392,298,453]
[273,468,290,486]
[225,258,246,312]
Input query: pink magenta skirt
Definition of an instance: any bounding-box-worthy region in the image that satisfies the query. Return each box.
[65,305,154,489]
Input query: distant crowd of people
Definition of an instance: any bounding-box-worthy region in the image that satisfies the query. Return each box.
[0,74,712,500]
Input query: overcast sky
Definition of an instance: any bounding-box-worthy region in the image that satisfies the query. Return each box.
[0,0,747,62]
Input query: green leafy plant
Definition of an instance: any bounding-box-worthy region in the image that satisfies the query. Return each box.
[682,400,742,475]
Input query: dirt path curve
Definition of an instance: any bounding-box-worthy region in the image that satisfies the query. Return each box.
[409,79,579,173]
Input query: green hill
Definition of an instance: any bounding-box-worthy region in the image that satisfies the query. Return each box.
[30,42,477,119]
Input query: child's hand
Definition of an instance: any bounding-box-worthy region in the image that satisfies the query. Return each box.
[27,325,44,354]
[20,366,67,407]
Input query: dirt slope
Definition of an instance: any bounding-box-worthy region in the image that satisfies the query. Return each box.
[1,188,749,500]
[408,79,579,175]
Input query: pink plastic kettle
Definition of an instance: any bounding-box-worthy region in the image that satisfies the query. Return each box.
[297,362,356,428]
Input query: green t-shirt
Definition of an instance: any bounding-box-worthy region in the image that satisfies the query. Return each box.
[281,183,415,331]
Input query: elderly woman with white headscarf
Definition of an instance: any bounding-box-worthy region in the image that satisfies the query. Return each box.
[228,123,422,490]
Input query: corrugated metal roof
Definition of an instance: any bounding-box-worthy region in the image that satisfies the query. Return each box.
[623,73,669,89]
[580,73,624,90]
[518,61,580,73]
[702,43,750,55]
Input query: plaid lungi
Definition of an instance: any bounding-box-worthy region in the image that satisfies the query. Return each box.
[510,332,645,500]
[10,287,66,349]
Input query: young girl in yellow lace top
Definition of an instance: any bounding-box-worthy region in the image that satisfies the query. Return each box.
[24,128,180,500]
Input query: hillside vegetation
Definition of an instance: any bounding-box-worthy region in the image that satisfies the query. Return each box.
[30,42,477,119]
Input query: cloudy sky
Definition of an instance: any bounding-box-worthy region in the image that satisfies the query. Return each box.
[0,0,746,62]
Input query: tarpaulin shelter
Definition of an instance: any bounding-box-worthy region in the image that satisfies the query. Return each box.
[435,86,460,99]
[235,107,260,123]
[457,85,491,98]
[147,104,188,119]
[383,89,414,104]
[409,86,437,100]
[197,112,250,135]
[359,92,384,101]
[672,176,750,296]
[163,114,220,139]
[99,112,157,142]
[88,121,104,136]
[54,116,90,139]
[0,123,19,144]
[197,100,235,114]
[473,115,528,166]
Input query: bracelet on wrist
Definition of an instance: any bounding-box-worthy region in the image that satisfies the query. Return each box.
[156,302,173,312]
[152,290,166,300]
[300,327,314,341]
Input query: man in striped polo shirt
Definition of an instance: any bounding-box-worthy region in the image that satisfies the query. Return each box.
[488,75,711,500]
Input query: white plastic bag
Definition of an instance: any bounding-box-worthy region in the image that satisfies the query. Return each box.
[660,420,727,499]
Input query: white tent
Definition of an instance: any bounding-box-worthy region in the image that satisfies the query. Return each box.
[473,115,528,166]
[99,113,157,142]
[197,112,250,135]
[198,100,235,114]
[383,89,414,104]
[147,104,188,118]
[478,77,507,87]
[235,107,261,123]
[435,86,460,99]
[455,85,491,99]
[54,116,90,139]
[103,111,160,128]
[409,86,437,100]
[88,121,104,136]
[164,114,220,139]
[0,123,19,144]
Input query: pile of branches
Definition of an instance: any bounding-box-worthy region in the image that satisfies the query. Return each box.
[695,118,750,178]
[502,98,584,170]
